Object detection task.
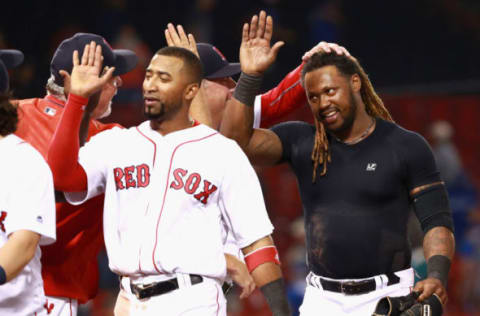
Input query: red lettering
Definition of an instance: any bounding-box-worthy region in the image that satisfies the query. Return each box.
[185,173,201,194]
[170,168,187,190]
[194,180,218,204]
[125,166,136,189]
[0,211,7,233]
[114,168,125,190]
[44,299,54,314]
[136,164,150,188]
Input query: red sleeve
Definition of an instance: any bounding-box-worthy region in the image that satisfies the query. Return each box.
[259,63,307,128]
[47,93,88,191]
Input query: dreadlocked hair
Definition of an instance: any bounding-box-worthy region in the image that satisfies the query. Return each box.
[301,52,394,182]
[0,91,17,136]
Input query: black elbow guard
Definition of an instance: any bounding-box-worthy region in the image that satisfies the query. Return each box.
[412,184,454,233]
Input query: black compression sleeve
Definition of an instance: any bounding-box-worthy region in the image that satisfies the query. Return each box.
[260,278,291,316]
[412,184,454,233]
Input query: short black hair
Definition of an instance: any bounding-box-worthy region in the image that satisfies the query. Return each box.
[0,92,18,136]
[155,46,203,84]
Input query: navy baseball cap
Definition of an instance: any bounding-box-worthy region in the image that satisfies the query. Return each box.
[50,33,138,85]
[197,43,240,79]
[0,49,24,93]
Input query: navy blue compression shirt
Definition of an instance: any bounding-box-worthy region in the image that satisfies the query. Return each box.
[271,118,442,278]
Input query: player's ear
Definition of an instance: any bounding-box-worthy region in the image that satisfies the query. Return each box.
[350,74,361,93]
[184,83,199,101]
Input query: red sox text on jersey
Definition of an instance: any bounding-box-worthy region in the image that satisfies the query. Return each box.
[114,164,218,205]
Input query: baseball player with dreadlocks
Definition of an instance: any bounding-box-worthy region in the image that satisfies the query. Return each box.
[221,10,455,315]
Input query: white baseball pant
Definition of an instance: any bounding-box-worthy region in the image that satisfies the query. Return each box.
[299,268,414,316]
[114,273,226,316]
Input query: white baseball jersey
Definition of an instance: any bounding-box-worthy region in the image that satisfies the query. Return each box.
[0,134,56,316]
[65,121,273,280]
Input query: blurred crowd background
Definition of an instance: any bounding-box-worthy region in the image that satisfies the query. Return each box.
[2,0,480,315]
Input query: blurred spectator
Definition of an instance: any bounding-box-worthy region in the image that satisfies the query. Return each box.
[428,120,477,246]
[285,217,307,316]
[184,0,217,43]
[112,24,152,104]
[428,120,480,315]
[307,0,343,47]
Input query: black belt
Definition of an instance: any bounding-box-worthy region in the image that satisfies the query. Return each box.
[319,273,400,295]
[130,274,203,299]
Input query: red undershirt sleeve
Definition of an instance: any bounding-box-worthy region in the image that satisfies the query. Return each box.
[47,93,88,192]
[259,63,307,128]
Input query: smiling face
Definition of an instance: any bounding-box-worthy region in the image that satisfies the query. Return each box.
[142,54,188,120]
[304,65,360,135]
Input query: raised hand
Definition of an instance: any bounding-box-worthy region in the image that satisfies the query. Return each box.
[302,41,352,62]
[240,10,284,76]
[61,41,115,98]
[165,23,199,57]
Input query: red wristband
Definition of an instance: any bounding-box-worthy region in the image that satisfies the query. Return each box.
[244,245,281,273]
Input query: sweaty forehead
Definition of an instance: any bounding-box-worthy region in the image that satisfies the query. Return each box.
[305,65,347,90]
[147,54,184,75]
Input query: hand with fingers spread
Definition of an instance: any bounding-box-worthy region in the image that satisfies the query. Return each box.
[165,23,199,57]
[302,41,352,62]
[64,41,115,98]
[240,10,284,76]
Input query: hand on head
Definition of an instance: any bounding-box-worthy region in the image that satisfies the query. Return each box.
[239,10,284,76]
[302,41,355,63]
[60,41,115,98]
[165,23,199,57]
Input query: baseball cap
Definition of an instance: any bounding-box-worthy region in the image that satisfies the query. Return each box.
[50,33,138,85]
[197,43,240,79]
[0,49,24,93]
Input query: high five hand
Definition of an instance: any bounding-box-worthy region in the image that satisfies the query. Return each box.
[165,23,199,57]
[62,41,115,98]
[240,10,284,76]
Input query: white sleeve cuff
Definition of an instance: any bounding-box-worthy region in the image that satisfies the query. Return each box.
[253,95,262,129]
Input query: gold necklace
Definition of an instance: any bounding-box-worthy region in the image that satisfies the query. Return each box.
[338,118,376,145]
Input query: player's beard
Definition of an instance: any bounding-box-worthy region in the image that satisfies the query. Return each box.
[144,98,183,121]
[97,101,112,119]
[144,102,165,120]
[324,88,357,135]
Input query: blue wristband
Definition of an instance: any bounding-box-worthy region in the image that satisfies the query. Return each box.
[0,265,6,285]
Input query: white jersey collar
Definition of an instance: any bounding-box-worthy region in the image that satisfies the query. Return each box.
[136,120,216,143]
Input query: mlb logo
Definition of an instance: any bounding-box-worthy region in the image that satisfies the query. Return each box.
[44,107,56,116]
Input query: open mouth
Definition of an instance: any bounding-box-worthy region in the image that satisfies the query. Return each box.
[321,109,339,124]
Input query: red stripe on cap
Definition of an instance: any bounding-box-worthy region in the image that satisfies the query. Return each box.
[102,38,113,50]
[212,46,226,61]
